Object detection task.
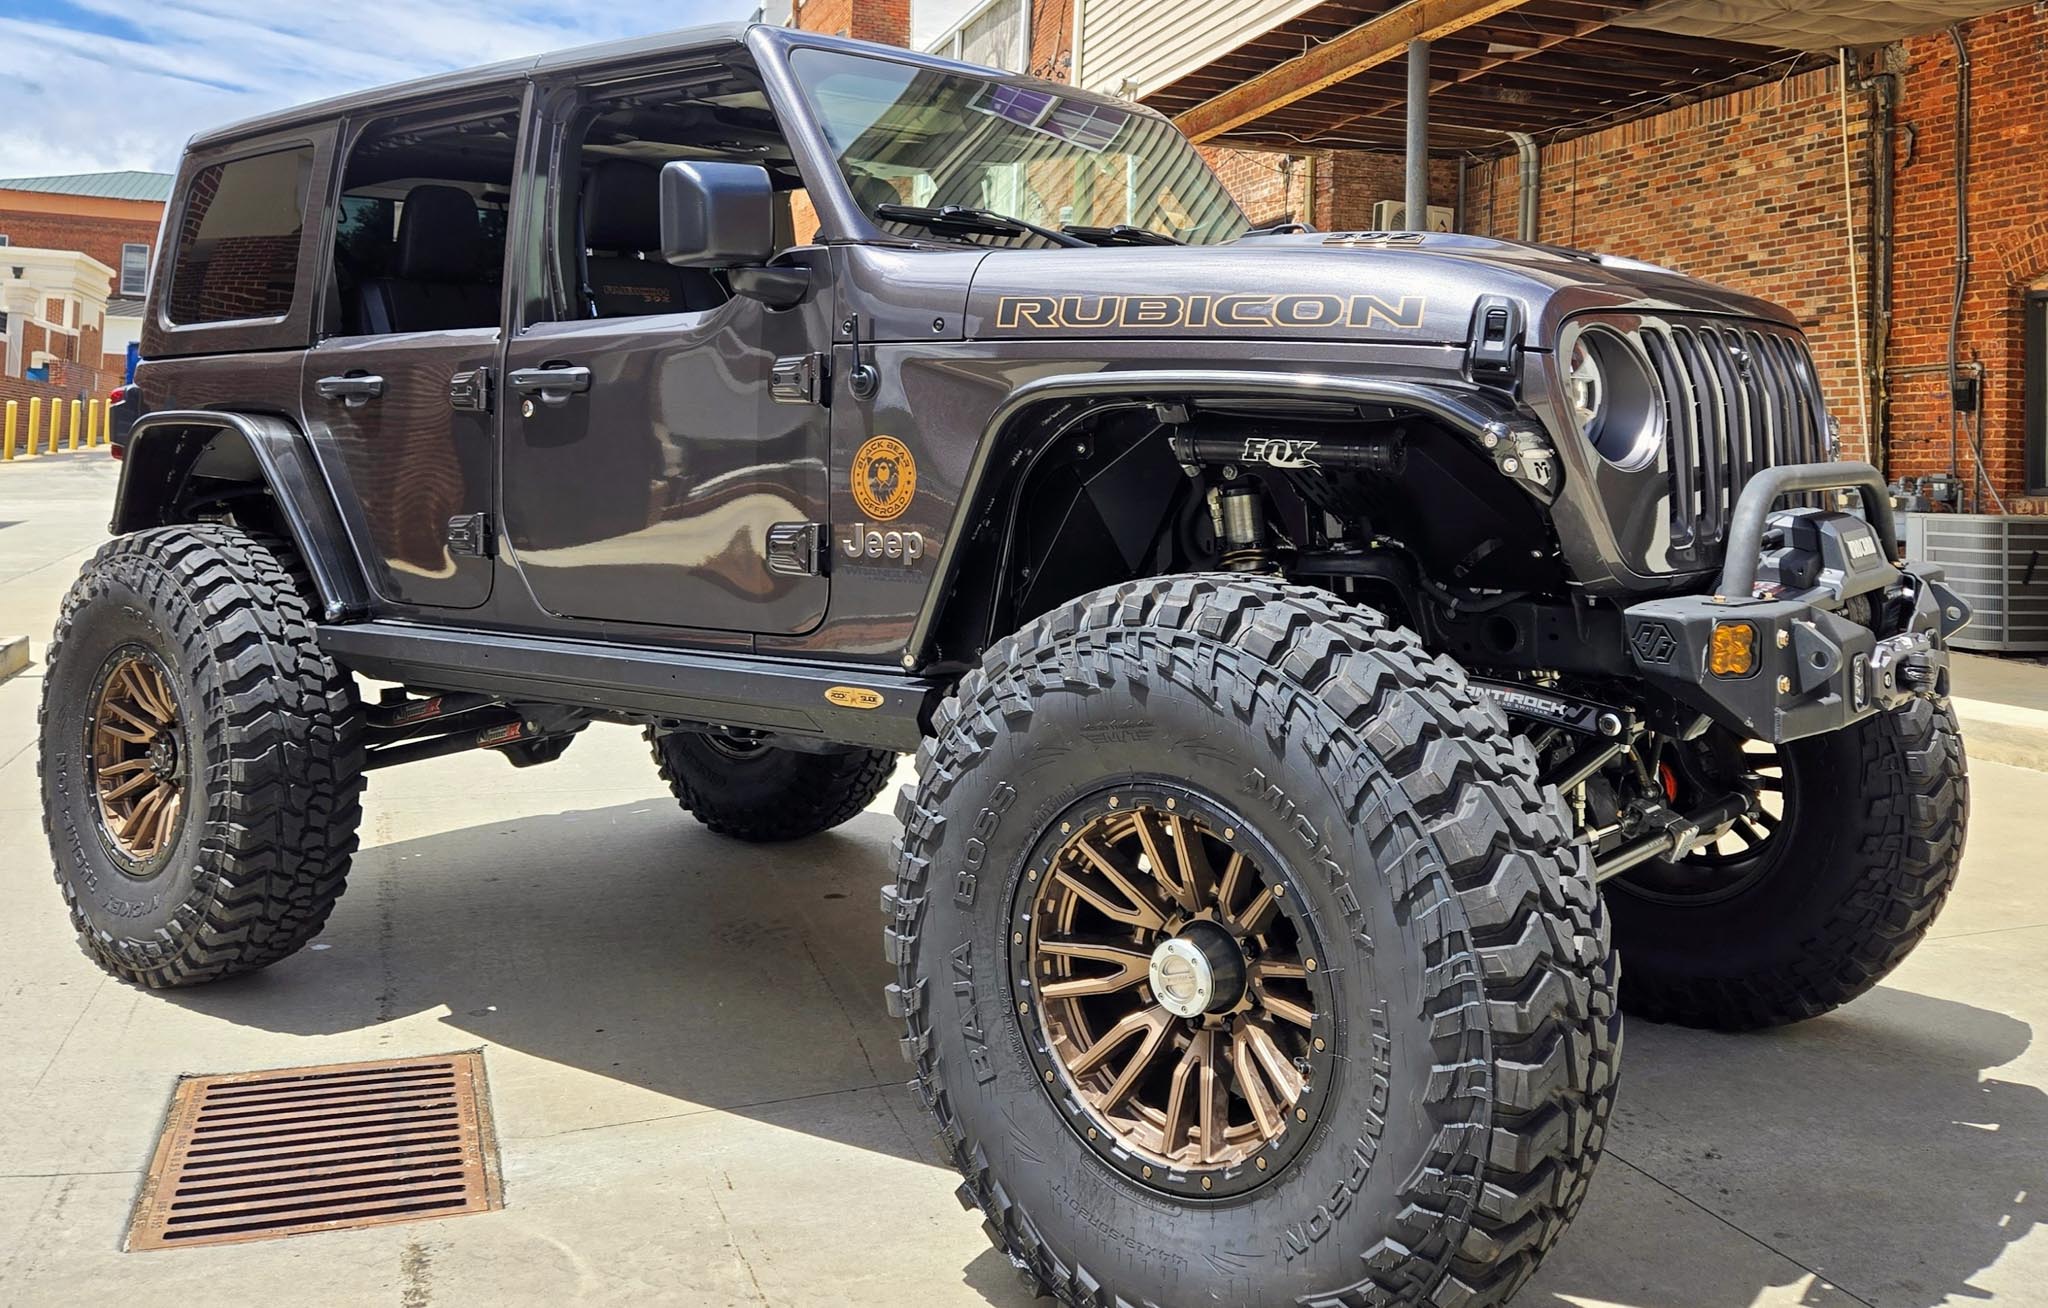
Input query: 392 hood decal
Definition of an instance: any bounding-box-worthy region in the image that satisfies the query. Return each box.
[992,293,1426,332]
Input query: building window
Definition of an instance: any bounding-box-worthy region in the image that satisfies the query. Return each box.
[121,243,149,296]
[2026,290,2047,494]
[0,234,9,247]
[167,146,313,325]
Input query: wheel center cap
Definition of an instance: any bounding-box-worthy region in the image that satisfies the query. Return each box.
[1150,938,1214,1017]
[148,733,179,779]
[1149,921,1248,1018]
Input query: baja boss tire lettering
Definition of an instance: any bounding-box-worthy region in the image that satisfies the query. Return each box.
[953,781,1015,908]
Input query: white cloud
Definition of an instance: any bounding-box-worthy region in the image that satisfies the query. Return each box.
[0,0,761,177]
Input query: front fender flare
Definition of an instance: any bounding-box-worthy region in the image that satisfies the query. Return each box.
[114,410,370,621]
[906,369,1555,664]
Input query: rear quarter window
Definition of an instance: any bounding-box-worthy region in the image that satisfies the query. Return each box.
[167,147,315,325]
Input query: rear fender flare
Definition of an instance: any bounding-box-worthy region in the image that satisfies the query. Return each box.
[113,410,370,621]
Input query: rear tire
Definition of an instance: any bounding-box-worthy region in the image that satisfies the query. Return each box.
[1609,696,1967,1030]
[39,525,364,988]
[647,728,894,842]
[886,576,1619,1306]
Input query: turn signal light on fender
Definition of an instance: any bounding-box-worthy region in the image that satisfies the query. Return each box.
[1708,621,1758,677]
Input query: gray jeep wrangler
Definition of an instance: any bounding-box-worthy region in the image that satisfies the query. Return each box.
[41,22,1968,1306]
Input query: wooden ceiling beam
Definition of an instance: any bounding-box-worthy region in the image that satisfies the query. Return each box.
[1173,0,1540,143]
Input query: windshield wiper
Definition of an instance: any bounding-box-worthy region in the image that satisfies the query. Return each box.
[1062,224,1181,247]
[874,203,1091,248]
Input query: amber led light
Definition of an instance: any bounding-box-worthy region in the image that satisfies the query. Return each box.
[1708,621,1758,677]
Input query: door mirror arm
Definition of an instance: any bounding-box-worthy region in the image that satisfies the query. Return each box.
[728,265,811,309]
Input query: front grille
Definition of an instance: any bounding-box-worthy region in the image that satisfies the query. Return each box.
[1634,319,1830,559]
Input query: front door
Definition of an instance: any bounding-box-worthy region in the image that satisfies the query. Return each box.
[496,68,833,635]
[499,268,834,633]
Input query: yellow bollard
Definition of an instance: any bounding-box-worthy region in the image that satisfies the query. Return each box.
[67,399,81,451]
[23,398,40,459]
[2,400,15,461]
[85,397,99,448]
[102,397,113,447]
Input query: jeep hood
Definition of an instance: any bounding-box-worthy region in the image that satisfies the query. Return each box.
[961,231,1798,347]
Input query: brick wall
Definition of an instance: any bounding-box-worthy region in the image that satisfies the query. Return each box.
[1886,7,2048,507]
[1464,66,1878,467]
[788,0,909,44]
[0,207,160,297]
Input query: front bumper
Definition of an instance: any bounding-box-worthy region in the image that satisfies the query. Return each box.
[1620,462,1969,744]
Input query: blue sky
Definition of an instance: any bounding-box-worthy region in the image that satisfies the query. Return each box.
[0,0,766,177]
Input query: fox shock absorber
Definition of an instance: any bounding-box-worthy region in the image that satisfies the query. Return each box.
[1211,482,1274,572]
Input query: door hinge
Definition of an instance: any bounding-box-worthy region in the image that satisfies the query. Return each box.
[447,512,492,559]
[449,366,494,413]
[765,521,825,576]
[770,353,828,406]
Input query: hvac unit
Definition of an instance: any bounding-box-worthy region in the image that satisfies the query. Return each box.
[1369,200,1454,232]
[1905,513,2048,652]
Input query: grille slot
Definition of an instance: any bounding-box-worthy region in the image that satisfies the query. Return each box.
[127,1053,502,1250]
[1635,319,1829,562]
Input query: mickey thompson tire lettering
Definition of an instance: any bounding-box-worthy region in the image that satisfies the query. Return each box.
[884,575,1621,1307]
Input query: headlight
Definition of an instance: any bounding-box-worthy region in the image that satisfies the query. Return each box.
[1567,340,1605,437]
[1565,326,1661,470]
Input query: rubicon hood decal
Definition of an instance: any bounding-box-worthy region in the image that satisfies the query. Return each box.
[993,292,1426,333]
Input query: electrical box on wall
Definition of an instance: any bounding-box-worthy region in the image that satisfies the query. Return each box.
[1370,200,1454,232]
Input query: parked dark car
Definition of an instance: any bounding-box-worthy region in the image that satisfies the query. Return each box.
[39,22,1970,1306]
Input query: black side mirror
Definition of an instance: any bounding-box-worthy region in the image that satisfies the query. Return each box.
[659,161,775,268]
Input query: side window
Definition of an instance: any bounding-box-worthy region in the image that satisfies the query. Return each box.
[325,101,519,338]
[166,147,313,325]
[120,244,150,296]
[541,69,807,323]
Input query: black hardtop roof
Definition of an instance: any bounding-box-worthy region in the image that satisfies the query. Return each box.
[182,23,1109,154]
[187,21,755,150]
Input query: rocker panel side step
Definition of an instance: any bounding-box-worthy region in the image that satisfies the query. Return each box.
[317,621,939,753]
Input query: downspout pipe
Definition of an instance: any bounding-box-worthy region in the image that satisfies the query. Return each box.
[1508,131,1539,242]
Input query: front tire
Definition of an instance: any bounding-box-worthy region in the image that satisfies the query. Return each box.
[39,525,364,988]
[1609,696,1967,1030]
[886,577,1619,1306]
[647,728,895,842]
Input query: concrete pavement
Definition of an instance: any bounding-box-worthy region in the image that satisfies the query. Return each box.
[1,453,2044,1307]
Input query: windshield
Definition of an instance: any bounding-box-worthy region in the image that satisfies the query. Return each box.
[789,48,1250,248]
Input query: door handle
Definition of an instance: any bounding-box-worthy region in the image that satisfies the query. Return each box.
[315,373,384,408]
[508,365,592,406]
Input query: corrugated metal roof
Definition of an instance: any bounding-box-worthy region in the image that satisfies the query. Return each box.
[0,171,173,202]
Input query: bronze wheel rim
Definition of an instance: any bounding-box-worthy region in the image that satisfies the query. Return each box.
[1014,784,1334,1198]
[87,648,187,868]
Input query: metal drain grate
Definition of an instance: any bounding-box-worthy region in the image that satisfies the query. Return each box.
[127,1052,502,1250]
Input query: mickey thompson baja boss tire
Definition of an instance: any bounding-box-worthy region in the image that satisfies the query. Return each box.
[39,525,364,988]
[1608,696,1967,1031]
[885,577,1619,1306]
[647,728,896,842]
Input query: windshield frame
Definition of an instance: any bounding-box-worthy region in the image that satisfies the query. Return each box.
[755,27,1247,250]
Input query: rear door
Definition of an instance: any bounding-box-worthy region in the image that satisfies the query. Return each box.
[496,65,833,635]
[299,92,529,612]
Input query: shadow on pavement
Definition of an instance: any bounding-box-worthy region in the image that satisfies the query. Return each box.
[157,798,2040,1307]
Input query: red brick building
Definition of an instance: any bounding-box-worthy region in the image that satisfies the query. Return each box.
[790,0,2047,513]
[0,171,169,410]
